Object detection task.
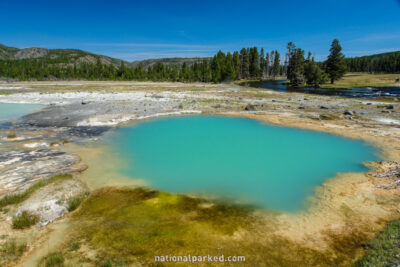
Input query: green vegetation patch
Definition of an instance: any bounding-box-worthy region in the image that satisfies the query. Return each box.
[354,220,400,267]
[70,187,255,264]
[0,239,27,266]
[7,133,17,139]
[0,174,72,208]
[38,252,65,267]
[54,187,385,266]
[12,210,39,229]
[67,194,88,212]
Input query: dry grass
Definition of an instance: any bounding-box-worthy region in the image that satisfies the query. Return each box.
[321,73,400,89]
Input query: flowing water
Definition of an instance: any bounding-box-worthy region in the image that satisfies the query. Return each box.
[241,80,400,98]
[106,116,378,212]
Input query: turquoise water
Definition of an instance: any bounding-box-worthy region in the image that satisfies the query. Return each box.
[108,116,378,212]
[0,103,43,120]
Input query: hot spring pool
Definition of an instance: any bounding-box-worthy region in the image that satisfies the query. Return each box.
[106,116,378,212]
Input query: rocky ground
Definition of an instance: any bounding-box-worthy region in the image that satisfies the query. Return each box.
[0,81,399,266]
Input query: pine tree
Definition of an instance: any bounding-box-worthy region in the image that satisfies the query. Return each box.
[304,53,328,86]
[259,48,265,78]
[286,42,305,86]
[233,51,241,79]
[273,50,280,77]
[249,47,259,78]
[265,52,270,78]
[224,52,236,80]
[240,48,249,79]
[326,39,347,84]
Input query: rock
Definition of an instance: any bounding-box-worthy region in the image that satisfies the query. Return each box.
[244,104,256,111]
[298,105,305,109]
[319,114,331,120]
[382,110,390,113]
[319,106,329,109]
[377,105,394,109]
[344,110,353,116]
[345,115,353,120]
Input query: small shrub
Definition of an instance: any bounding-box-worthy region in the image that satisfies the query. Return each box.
[178,103,183,109]
[69,242,80,251]
[7,133,16,139]
[67,195,86,212]
[12,211,39,229]
[50,141,59,147]
[42,252,64,267]
[61,139,70,144]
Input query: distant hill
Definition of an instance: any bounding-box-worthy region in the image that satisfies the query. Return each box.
[346,51,400,73]
[0,43,125,67]
[131,57,210,68]
[0,44,207,68]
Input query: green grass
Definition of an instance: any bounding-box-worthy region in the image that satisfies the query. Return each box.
[353,220,400,267]
[0,239,27,266]
[7,133,17,139]
[69,242,80,251]
[12,210,39,229]
[0,174,72,208]
[39,252,65,267]
[67,194,87,212]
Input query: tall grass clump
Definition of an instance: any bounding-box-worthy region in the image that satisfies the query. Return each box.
[12,210,39,229]
[39,252,65,267]
[0,174,72,208]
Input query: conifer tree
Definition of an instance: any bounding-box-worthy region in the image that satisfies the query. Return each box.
[273,50,280,77]
[240,48,250,79]
[326,39,347,84]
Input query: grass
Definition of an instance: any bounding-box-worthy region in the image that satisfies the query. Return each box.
[320,73,400,89]
[12,210,39,229]
[353,220,400,266]
[39,252,65,267]
[0,174,72,208]
[7,133,17,139]
[69,242,80,251]
[67,194,87,212]
[0,239,27,266]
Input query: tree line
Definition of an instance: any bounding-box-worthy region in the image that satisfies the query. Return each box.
[1,39,395,86]
[345,51,400,73]
[0,47,284,83]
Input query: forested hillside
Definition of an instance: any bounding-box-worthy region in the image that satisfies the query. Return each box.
[345,51,400,73]
[0,43,398,83]
[0,44,283,82]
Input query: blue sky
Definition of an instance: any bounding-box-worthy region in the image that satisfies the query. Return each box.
[1,0,400,61]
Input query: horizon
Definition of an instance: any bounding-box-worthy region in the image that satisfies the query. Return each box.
[1,0,400,61]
